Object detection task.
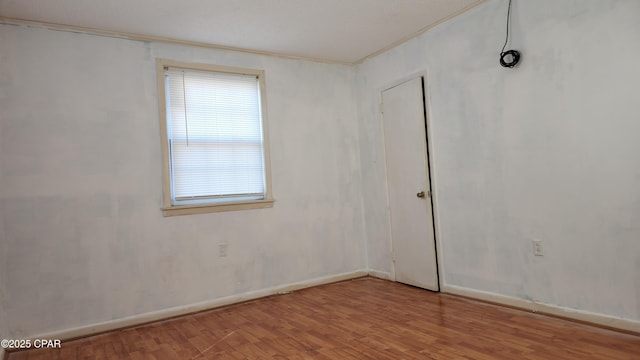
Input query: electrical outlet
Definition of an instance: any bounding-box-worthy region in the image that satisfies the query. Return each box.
[532,240,543,256]
[219,243,228,257]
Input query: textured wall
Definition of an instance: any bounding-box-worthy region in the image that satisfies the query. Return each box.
[2,0,639,339]
[0,24,366,338]
[357,0,640,321]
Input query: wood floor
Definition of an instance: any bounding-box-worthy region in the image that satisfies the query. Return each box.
[7,277,640,359]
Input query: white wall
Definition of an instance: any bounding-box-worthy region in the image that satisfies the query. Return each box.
[357,0,640,321]
[0,24,366,338]
[2,0,640,340]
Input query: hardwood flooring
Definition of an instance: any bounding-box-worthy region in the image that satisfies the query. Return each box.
[7,277,640,359]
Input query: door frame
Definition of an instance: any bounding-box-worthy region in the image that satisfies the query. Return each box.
[378,71,445,290]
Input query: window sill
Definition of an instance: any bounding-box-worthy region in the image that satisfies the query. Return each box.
[162,199,274,217]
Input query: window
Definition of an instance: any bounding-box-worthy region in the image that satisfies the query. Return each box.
[157,59,273,216]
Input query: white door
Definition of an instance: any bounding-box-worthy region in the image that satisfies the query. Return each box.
[381,77,439,291]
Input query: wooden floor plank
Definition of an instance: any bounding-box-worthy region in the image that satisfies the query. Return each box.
[7,277,640,359]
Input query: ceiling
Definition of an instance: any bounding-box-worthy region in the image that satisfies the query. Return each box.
[0,0,485,64]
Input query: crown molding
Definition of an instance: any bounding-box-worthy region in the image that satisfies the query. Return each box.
[0,16,353,66]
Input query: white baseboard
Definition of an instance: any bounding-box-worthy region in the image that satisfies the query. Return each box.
[442,284,640,334]
[367,269,392,280]
[25,270,368,343]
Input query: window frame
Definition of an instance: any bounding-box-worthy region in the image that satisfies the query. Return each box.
[156,59,274,216]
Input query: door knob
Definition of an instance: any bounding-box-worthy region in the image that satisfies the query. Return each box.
[416,191,425,198]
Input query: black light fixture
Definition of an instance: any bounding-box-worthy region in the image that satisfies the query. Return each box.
[500,49,520,68]
[499,0,521,68]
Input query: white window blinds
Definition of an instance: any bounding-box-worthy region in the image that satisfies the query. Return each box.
[164,67,266,205]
